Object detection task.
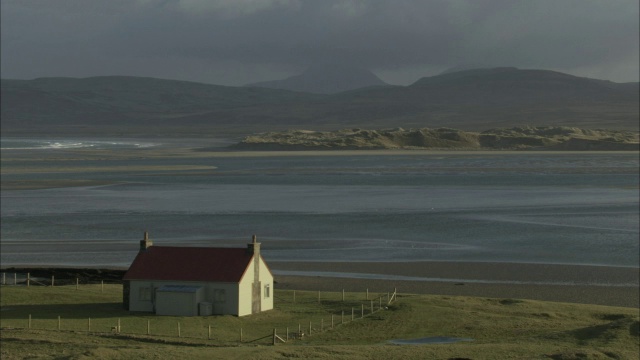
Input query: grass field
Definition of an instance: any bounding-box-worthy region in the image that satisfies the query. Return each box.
[1,284,638,359]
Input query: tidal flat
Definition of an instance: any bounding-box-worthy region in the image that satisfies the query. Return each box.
[1,138,638,310]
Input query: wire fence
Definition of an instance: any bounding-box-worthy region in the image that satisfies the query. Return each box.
[2,272,118,290]
[0,275,398,346]
[269,288,397,345]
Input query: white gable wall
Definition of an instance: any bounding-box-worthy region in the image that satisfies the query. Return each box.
[238,260,254,316]
[259,258,274,312]
[237,257,274,316]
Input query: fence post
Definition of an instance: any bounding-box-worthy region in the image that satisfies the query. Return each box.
[51,275,55,287]
[298,323,301,337]
[208,325,211,340]
[342,289,345,302]
[318,291,321,303]
[286,327,289,341]
[309,321,312,336]
[148,320,151,335]
[2,272,5,285]
[293,290,296,303]
[240,328,243,342]
[58,316,61,331]
[117,318,121,334]
[14,273,17,285]
[366,288,368,300]
[76,278,79,290]
[28,314,31,329]
[177,322,181,337]
[272,328,276,346]
[27,273,30,287]
[101,280,104,293]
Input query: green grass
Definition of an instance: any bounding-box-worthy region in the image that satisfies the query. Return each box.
[1,284,638,359]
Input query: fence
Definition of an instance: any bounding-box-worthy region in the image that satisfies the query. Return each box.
[1,272,115,291]
[0,281,398,346]
[269,287,398,345]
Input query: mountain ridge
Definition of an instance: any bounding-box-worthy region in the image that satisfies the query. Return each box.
[2,68,638,137]
[245,63,389,94]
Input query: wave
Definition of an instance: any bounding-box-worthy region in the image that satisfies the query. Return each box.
[1,139,159,150]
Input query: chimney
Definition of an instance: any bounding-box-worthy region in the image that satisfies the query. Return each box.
[246,234,260,257]
[140,231,153,251]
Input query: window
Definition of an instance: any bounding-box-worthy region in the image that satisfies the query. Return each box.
[264,284,270,298]
[213,289,226,303]
[139,287,151,301]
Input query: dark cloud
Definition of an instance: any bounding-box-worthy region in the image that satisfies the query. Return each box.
[1,0,638,85]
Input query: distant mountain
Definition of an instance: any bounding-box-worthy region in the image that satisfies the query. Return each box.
[438,63,499,75]
[1,68,638,137]
[0,76,320,135]
[409,67,638,104]
[245,63,388,94]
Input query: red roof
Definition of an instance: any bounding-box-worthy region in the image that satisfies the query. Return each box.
[123,246,254,283]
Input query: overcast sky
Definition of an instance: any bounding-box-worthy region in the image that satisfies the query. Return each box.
[1,0,638,86]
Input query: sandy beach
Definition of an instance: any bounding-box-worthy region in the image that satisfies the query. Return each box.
[269,261,639,308]
[2,146,637,191]
[3,261,637,308]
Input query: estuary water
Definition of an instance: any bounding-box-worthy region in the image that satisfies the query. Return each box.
[1,138,638,268]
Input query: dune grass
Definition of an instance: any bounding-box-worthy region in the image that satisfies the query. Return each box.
[1,284,638,359]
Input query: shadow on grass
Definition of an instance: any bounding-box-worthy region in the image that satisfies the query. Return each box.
[570,318,636,345]
[629,320,639,337]
[97,333,229,347]
[244,334,272,344]
[1,303,126,319]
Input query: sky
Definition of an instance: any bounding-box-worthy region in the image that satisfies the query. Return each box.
[1,0,638,86]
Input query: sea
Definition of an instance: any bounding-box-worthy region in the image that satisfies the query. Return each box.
[1,138,638,269]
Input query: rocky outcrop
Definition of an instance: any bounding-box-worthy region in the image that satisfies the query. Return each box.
[232,126,639,151]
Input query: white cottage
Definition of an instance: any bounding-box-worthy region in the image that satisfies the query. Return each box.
[123,232,273,317]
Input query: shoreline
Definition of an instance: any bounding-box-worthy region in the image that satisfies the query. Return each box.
[3,261,637,308]
[274,275,639,308]
[2,147,638,191]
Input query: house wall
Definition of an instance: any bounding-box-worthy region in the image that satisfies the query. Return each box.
[238,261,255,316]
[237,257,274,316]
[155,288,204,316]
[209,282,238,315]
[128,280,239,315]
[259,258,274,312]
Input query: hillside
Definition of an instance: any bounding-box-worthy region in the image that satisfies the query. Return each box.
[0,76,320,135]
[233,126,640,151]
[1,68,638,137]
[1,285,638,359]
[245,63,389,94]
[410,67,638,104]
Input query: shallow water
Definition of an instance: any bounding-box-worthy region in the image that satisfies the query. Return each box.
[1,138,638,268]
